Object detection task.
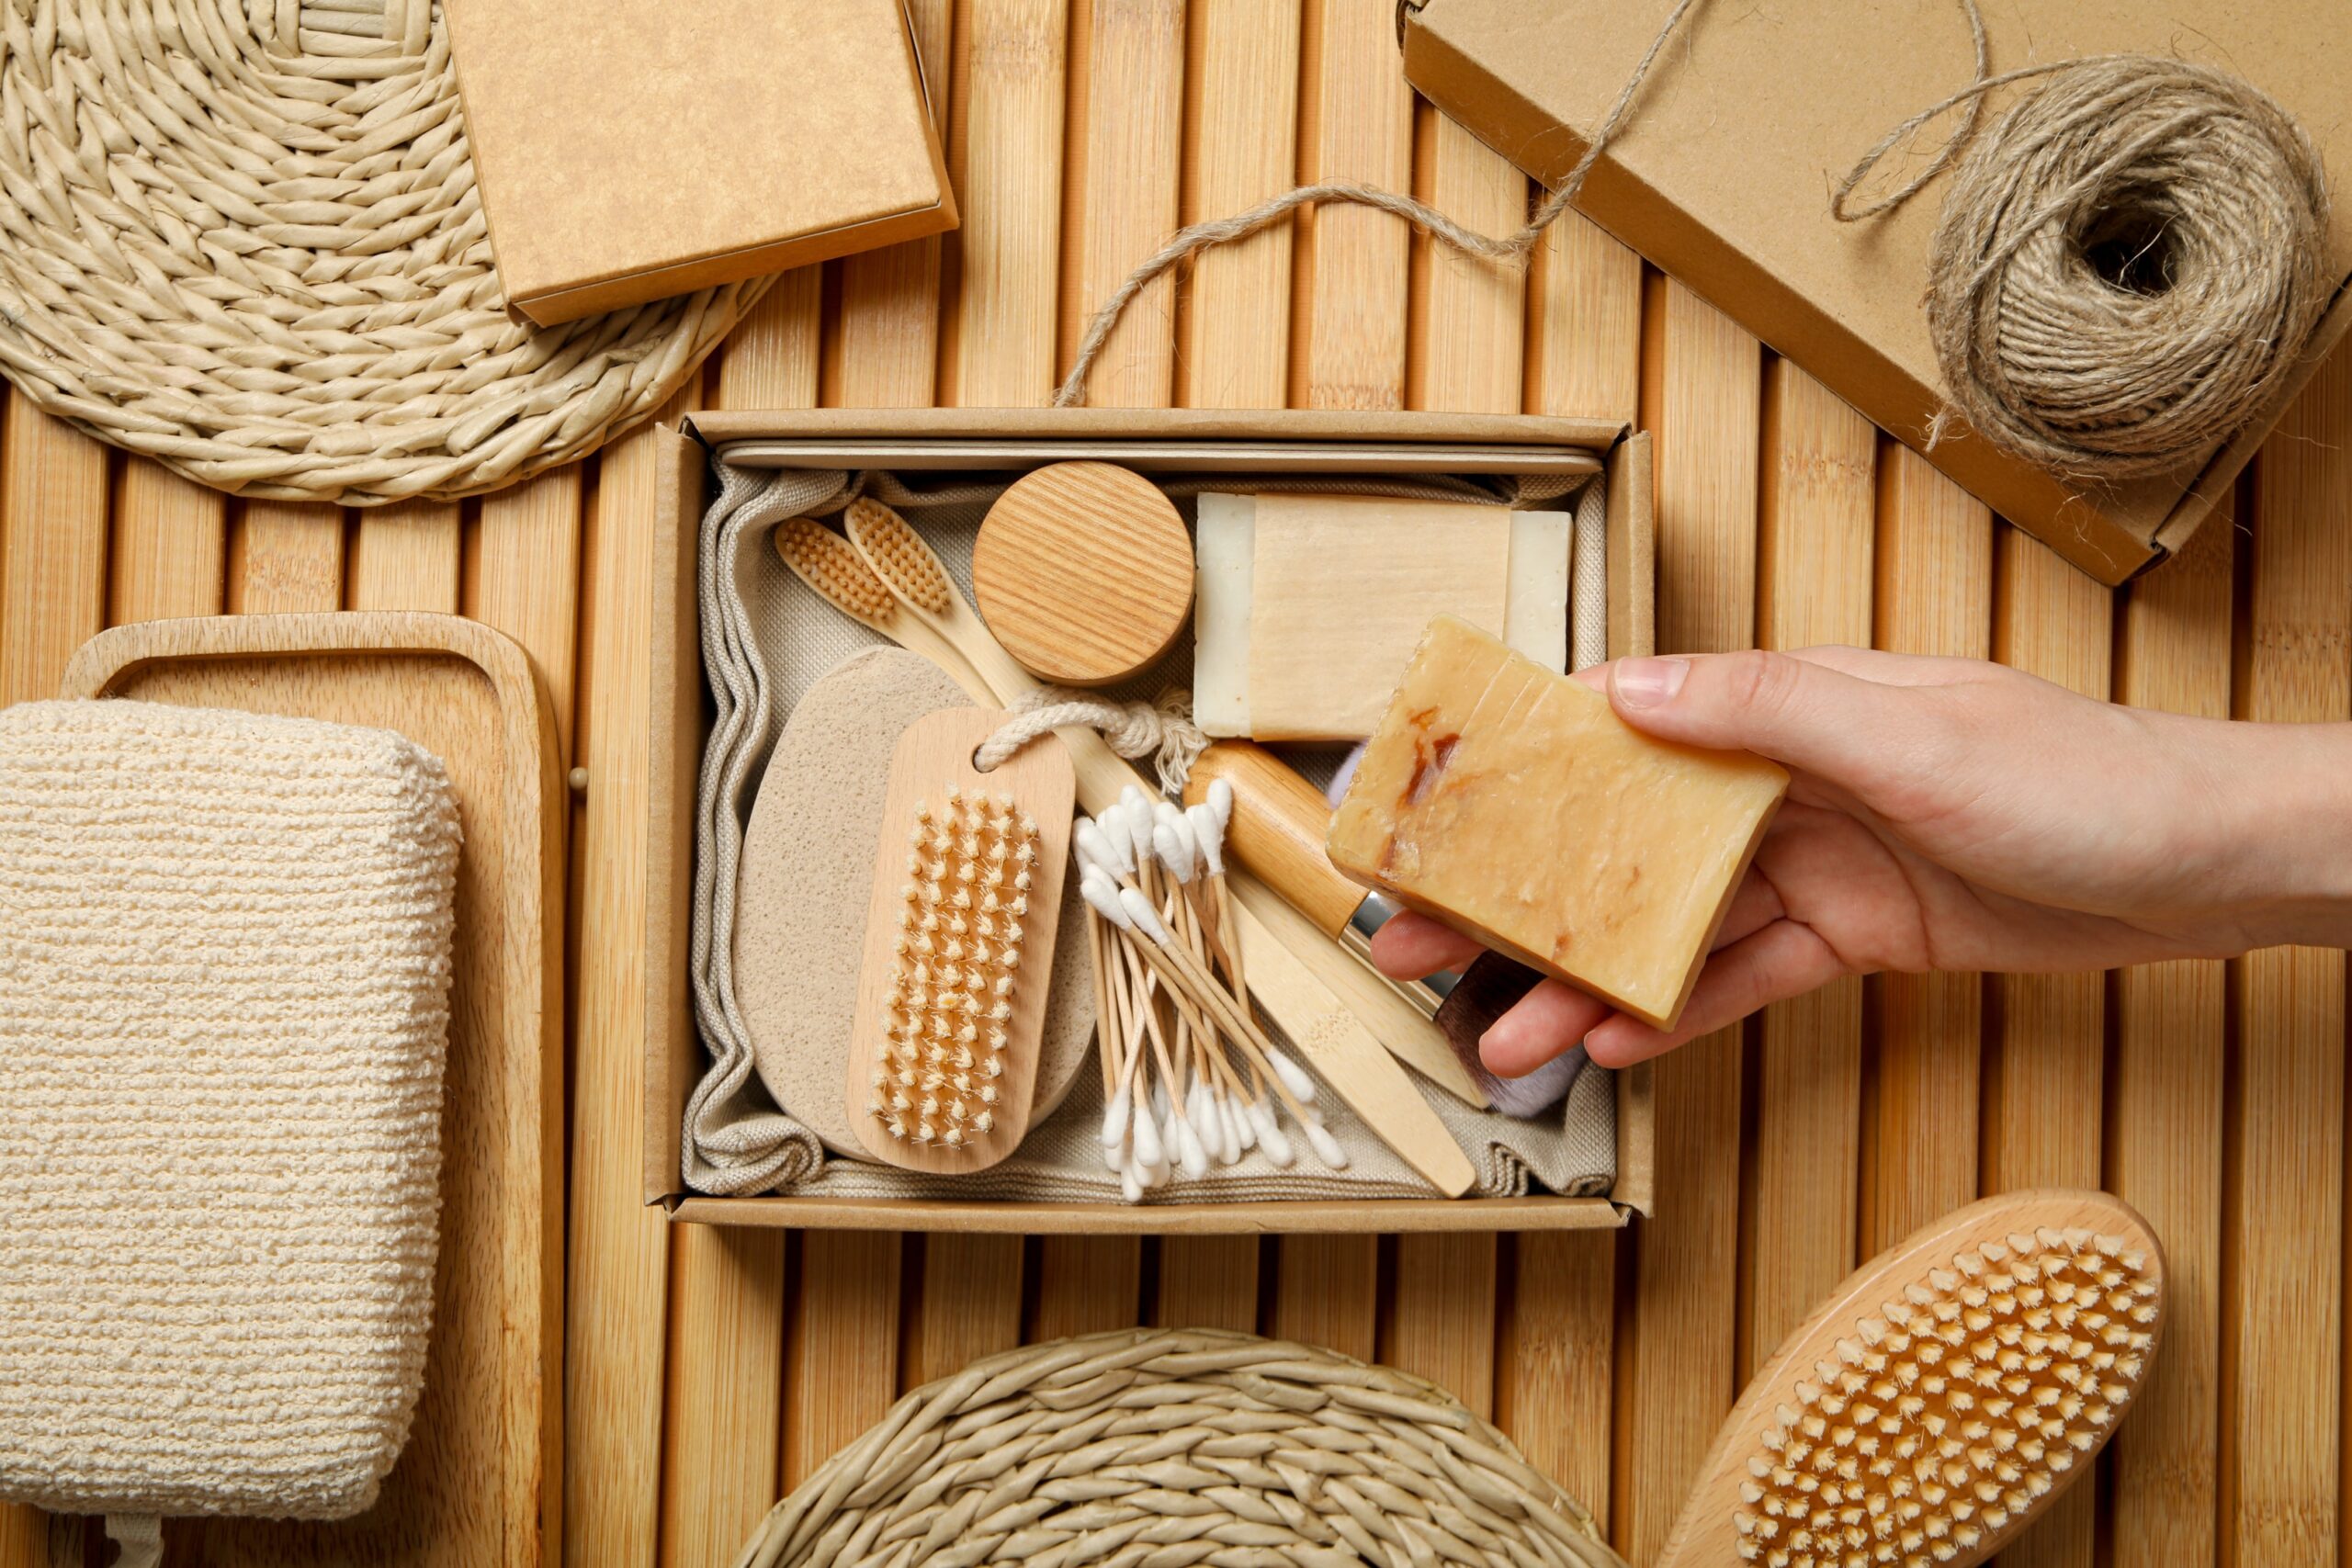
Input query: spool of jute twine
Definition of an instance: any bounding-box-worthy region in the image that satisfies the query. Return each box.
[1063,0,2333,487]
[1842,53,2331,481]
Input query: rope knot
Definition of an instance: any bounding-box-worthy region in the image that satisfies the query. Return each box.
[976,689,1208,797]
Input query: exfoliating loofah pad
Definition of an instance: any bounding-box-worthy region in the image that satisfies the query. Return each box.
[736,649,1095,1159]
[0,699,461,1521]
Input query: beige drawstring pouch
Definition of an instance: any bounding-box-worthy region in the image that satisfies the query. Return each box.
[0,701,461,1562]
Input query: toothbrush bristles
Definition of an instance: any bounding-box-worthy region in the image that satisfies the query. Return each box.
[844,497,954,614]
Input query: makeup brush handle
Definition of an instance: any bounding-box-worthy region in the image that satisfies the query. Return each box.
[1183,741,1362,936]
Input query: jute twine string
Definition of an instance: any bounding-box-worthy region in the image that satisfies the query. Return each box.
[1053,0,1702,409]
[1839,51,2332,480]
[0,0,767,504]
[730,1327,1625,1568]
[1063,0,2333,487]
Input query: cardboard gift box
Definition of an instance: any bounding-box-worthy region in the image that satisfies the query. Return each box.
[446,0,955,325]
[640,408,1658,1233]
[1402,0,2352,585]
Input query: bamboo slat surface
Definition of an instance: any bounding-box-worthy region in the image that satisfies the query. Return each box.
[0,6,2345,1566]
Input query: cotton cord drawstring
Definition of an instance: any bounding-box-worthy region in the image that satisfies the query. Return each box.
[977,689,1208,797]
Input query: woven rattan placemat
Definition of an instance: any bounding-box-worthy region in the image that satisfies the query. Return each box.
[0,0,769,505]
[732,1327,1625,1568]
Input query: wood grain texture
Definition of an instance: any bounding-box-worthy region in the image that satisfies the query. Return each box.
[1497,1234,1615,1532]
[1155,1237,1261,1332]
[940,0,1069,407]
[63,613,564,1568]
[109,460,223,622]
[469,468,582,759]
[659,1225,785,1568]
[1618,276,1758,1567]
[971,460,1193,685]
[229,501,345,613]
[1407,107,1523,417]
[2229,345,2351,1568]
[1291,0,1412,411]
[784,1233,903,1488]
[1527,210,1641,430]
[1270,1235,1377,1361]
[830,0,955,410]
[660,260,829,1568]
[0,400,106,705]
[1383,1232,1497,1420]
[1861,443,1991,1255]
[1058,0,1185,406]
[565,388,699,1568]
[2109,506,2232,1568]
[1177,0,1301,409]
[1984,528,2111,1568]
[1031,1235,1144,1341]
[348,500,460,613]
[907,1235,1025,1385]
[1745,360,1872,1375]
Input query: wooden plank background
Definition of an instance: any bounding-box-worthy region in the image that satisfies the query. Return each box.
[0,3,2345,1564]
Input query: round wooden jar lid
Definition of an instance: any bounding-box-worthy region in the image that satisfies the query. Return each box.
[973,462,1195,687]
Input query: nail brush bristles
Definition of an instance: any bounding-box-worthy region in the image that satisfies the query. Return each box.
[1735,1228,2159,1567]
[869,785,1040,1149]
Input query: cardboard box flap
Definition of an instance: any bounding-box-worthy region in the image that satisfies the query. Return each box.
[447,0,954,324]
[1405,0,2352,584]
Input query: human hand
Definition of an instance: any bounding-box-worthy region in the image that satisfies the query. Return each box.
[1369,646,2352,1073]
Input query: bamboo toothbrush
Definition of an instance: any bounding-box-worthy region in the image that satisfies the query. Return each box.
[1653,1190,2165,1568]
[833,496,1475,1196]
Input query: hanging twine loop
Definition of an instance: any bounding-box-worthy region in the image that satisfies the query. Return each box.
[1838,49,2331,480]
[977,688,1208,796]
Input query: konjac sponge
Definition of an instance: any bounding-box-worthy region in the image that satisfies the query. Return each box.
[0,699,460,1522]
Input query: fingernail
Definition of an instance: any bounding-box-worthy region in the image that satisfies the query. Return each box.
[1611,656,1689,709]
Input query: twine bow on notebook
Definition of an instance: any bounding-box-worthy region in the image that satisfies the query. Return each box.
[1063,0,2332,489]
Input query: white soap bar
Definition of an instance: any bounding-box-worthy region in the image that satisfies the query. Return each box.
[1193,492,1573,741]
[1193,492,1255,737]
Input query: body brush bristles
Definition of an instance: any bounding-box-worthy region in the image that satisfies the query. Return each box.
[1654,1190,2165,1568]
[869,784,1040,1149]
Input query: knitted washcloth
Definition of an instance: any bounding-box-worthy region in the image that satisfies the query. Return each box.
[0,700,462,1527]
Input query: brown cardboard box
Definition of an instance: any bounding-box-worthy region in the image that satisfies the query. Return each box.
[642,408,1657,1232]
[445,0,955,326]
[1403,0,2352,584]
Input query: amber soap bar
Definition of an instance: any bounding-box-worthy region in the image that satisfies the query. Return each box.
[1327,615,1788,1030]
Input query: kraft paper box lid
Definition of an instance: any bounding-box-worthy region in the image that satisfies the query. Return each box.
[445,0,955,327]
[1403,0,2352,585]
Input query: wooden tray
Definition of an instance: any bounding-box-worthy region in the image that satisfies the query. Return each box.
[58,614,565,1568]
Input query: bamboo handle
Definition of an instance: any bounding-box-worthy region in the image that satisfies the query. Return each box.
[1183,740,1363,938]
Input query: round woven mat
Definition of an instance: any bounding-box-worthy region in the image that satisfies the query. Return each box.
[0,0,769,505]
[733,1327,1624,1568]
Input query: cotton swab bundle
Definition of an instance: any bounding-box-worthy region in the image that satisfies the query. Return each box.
[1076,795,1348,1201]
